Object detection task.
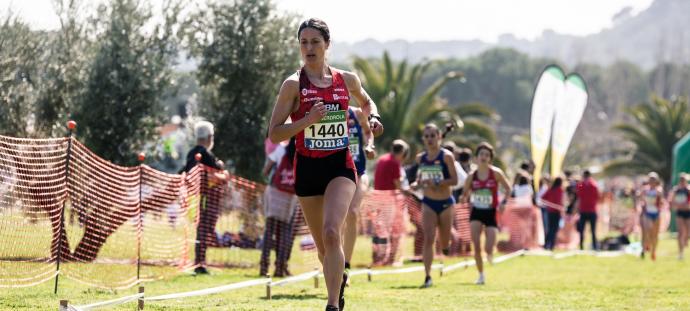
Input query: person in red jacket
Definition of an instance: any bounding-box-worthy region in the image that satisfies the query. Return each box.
[576,170,600,250]
[541,177,565,250]
[374,139,408,191]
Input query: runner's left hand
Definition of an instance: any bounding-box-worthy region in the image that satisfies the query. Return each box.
[370,119,384,137]
[364,145,376,159]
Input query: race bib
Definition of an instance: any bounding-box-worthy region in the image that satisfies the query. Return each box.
[645,195,658,213]
[305,110,348,151]
[349,135,360,159]
[471,188,493,209]
[419,165,443,182]
[675,193,688,204]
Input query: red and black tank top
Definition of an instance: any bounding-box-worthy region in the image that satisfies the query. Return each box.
[291,67,353,161]
[470,169,499,209]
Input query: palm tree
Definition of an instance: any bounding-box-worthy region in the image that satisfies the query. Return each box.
[352,52,463,149]
[445,102,499,147]
[604,95,690,183]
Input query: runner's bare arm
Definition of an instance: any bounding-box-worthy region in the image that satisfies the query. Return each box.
[437,151,458,187]
[494,167,512,207]
[668,189,676,211]
[354,107,376,159]
[269,77,326,143]
[411,153,424,190]
[658,186,668,210]
[342,71,383,137]
[460,173,474,204]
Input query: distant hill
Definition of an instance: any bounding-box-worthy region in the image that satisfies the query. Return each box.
[330,0,690,68]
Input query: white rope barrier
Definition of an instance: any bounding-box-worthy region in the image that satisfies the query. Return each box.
[441,250,525,274]
[524,249,553,257]
[270,270,320,287]
[145,278,271,301]
[440,259,475,274]
[551,250,633,260]
[494,249,527,263]
[347,269,371,277]
[60,247,641,309]
[368,263,442,276]
[70,293,143,311]
[553,250,580,259]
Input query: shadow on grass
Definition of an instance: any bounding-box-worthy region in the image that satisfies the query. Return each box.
[261,294,322,301]
[390,285,423,290]
[453,282,481,286]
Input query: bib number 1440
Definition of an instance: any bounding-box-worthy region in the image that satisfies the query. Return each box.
[305,110,349,151]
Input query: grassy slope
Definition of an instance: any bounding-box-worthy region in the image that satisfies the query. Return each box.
[2,238,690,310]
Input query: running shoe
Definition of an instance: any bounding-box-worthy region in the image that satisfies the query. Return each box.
[344,266,351,287]
[420,275,432,288]
[339,271,348,310]
[194,266,209,275]
[475,274,485,285]
[326,305,339,311]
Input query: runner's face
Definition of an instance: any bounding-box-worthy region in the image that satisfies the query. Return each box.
[299,28,328,65]
[477,149,492,165]
[649,177,658,187]
[422,128,439,149]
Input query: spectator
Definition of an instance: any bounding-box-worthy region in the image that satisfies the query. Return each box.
[542,177,565,250]
[260,138,298,277]
[181,120,229,275]
[442,142,468,201]
[564,170,578,215]
[372,139,408,267]
[537,175,551,239]
[511,173,535,206]
[576,170,600,250]
[458,148,473,175]
[374,139,409,190]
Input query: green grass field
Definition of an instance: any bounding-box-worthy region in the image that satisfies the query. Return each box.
[2,235,690,310]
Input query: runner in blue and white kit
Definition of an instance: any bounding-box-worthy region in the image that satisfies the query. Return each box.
[343,106,375,275]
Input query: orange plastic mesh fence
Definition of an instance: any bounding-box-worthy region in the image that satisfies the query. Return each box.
[61,139,141,288]
[0,136,69,287]
[0,134,315,290]
[138,164,201,279]
[361,191,472,267]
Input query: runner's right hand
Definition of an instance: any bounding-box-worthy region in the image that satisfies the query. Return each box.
[307,102,327,124]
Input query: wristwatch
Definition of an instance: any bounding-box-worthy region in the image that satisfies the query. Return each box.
[368,114,382,123]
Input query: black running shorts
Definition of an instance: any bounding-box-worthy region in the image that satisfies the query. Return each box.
[469,207,498,228]
[295,149,356,197]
